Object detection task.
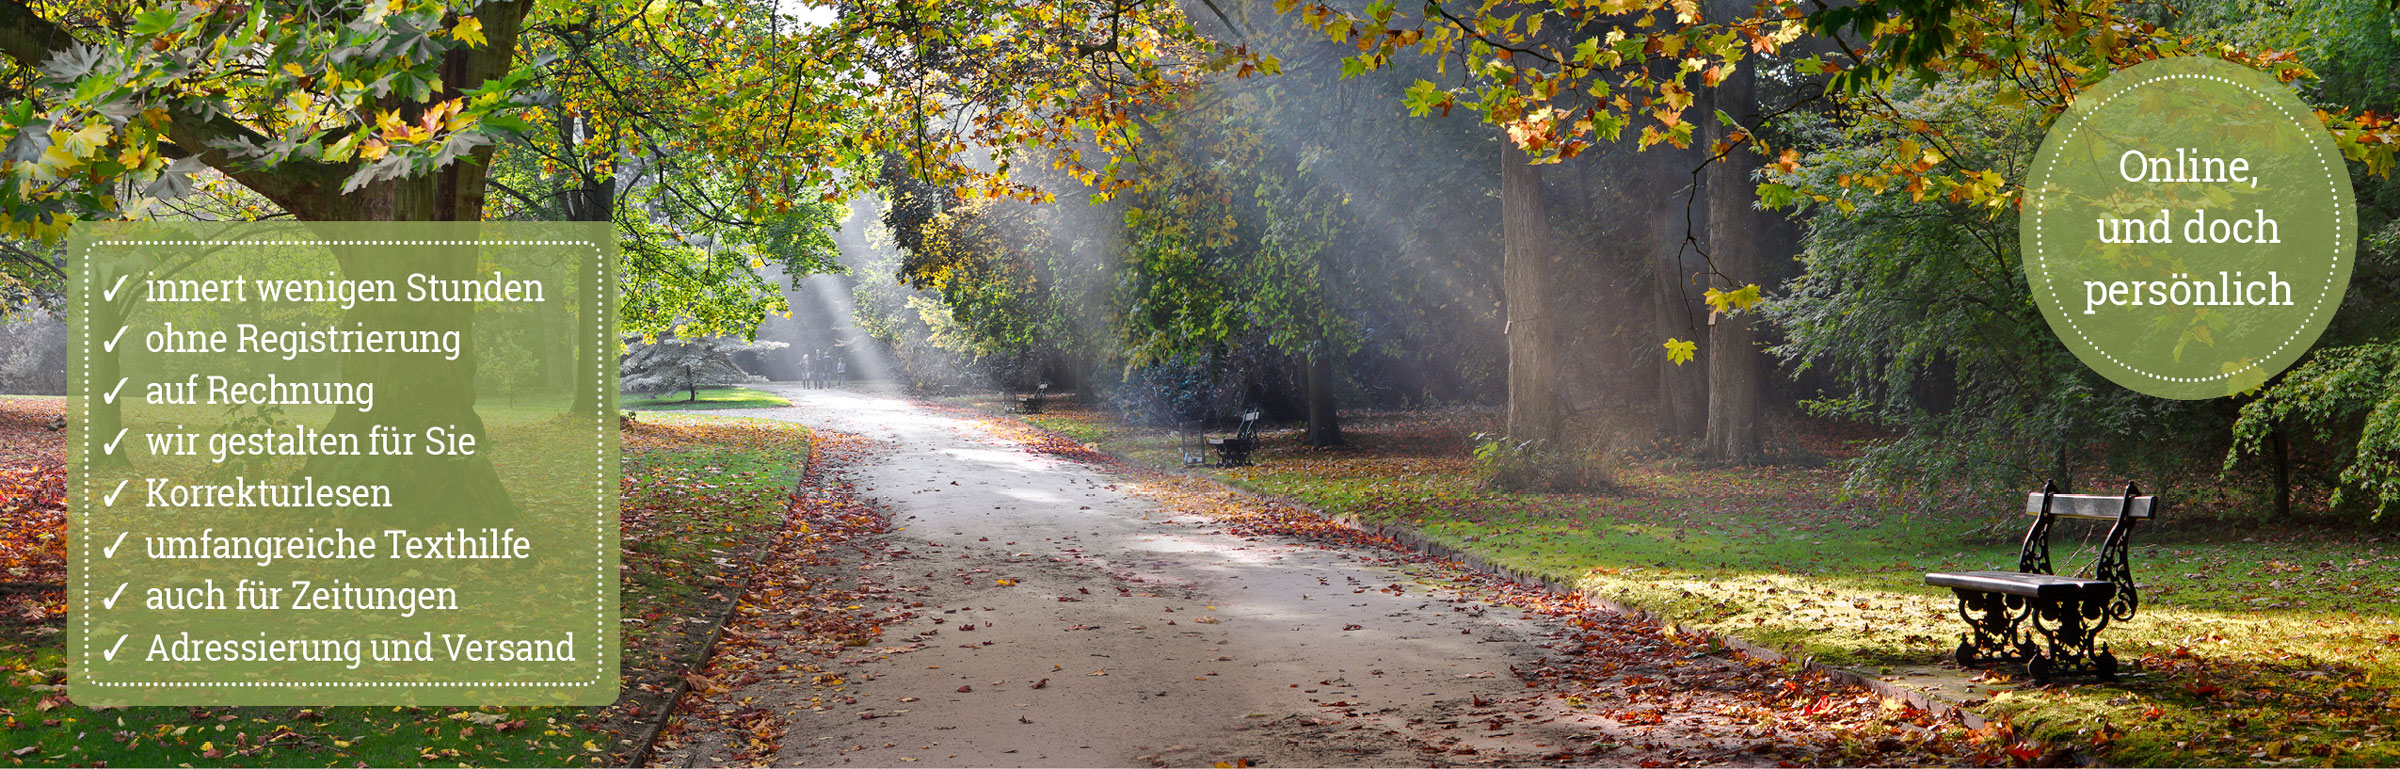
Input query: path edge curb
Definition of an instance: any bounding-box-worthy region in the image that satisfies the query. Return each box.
[621,432,817,769]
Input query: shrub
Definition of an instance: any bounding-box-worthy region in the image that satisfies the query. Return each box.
[1469,432,1618,493]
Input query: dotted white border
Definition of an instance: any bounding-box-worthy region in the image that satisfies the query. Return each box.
[2029,64,2349,385]
[77,237,613,693]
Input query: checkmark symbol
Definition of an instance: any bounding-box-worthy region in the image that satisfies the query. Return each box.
[102,428,128,456]
[102,479,129,506]
[102,274,131,302]
[102,634,127,662]
[103,377,128,404]
[102,582,128,610]
[102,531,128,559]
[102,326,128,352]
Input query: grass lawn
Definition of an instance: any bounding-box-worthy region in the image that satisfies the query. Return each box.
[986,397,2400,767]
[622,386,791,411]
[1,400,811,768]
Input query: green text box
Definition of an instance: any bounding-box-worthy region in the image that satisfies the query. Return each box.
[68,221,618,706]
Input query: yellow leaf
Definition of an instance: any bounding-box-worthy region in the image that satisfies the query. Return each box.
[452,16,487,47]
[1663,338,1697,366]
[1701,284,1762,314]
[53,122,112,159]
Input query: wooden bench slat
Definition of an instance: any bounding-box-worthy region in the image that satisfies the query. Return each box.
[2023,492,2158,520]
[1926,570,2118,600]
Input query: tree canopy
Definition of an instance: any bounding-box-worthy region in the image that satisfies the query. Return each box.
[4,0,2399,517]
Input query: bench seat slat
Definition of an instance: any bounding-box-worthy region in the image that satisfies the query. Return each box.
[2024,493,2158,520]
[1926,570,2118,600]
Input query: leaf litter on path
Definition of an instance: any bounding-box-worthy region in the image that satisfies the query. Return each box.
[647,431,897,767]
[966,407,2064,767]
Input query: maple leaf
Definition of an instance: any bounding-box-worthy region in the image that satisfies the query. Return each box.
[1702,284,1763,314]
[447,15,485,47]
[1772,148,1803,174]
[1663,338,1698,366]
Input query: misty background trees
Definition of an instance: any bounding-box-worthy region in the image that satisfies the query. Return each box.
[1,0,2397,519]
[830,0,2400,517]
[621,336,788,401]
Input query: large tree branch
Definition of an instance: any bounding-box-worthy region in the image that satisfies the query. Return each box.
[0,239,66,280]
[0,0,76,65]
[0,0,353,214]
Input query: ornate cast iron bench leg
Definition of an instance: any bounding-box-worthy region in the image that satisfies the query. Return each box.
[2025,595,2119,682]
[1952,589,2033,666]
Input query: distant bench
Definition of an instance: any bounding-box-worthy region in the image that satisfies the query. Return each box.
[1007,383,1049,414]
[1924,482,2158,681]
[1206,410,1261,467]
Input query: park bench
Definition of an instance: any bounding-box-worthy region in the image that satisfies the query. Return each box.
[1014,382,1050,414]
[1924,482,2158,681]
[1206,410,1262,467]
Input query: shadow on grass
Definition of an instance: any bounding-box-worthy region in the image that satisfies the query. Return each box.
[622,386,793,411]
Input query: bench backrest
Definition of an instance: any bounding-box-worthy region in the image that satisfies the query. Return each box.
[2014,482,2157,622]
[2024,492,2159,521]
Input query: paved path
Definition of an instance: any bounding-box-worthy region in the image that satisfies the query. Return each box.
[662,384,1912,767]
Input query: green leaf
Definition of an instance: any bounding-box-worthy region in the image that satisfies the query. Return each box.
[129,6,181,36]
[1755,182,1799,209]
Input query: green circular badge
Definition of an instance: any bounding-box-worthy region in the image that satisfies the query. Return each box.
[2021,56,2354,399]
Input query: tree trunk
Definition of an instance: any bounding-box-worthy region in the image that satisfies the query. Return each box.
[1702,60,1764,465]
[1502,144,1560,447]
[563,162,616,420]
[1649,142,1708,442]
[2271,420,2292,517]
[1304,340,1344,447]
[288,1,533,524]
[300,228,514,525]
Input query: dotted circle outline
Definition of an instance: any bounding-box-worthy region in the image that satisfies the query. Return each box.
[77,236,613,693]
[2029,63,2349,385]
